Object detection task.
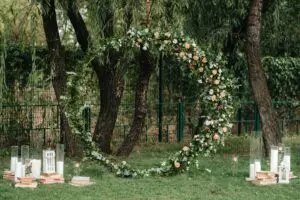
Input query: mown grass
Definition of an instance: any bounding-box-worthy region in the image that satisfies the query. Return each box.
[1,136,300,200]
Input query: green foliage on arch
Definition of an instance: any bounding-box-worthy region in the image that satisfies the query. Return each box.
[63,28,235,177]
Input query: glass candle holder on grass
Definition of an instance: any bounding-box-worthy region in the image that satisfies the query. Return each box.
[283,147,291,171]
[249,133,262,179]
[31,148,42,179]
[56,144,64,176]
[270,145,279,173]
[14,158,22,182]
[21,145,29,176]
[10,146,18,173]
[278,164,290,184]
[43,149,56,173]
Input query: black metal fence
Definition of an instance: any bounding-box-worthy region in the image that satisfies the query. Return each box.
[1,101,299,147]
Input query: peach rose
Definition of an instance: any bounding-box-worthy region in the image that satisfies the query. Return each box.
[213,134,219,141]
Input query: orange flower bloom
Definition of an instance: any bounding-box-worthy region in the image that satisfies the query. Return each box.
[185,43,191,49]
[174,162,181,168]
[202,57,208,63]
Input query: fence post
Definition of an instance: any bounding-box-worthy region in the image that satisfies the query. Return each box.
[237,108,242,136]
[254,106,260,136]
[177,100,184,142]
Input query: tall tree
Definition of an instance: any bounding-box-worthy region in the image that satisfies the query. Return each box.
[116,48,154,156]
[40,0,78,155]
[245,0,280,156]
[62,0,129,154]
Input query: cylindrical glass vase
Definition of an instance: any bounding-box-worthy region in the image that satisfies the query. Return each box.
[56,144,64,175]
[21,145,29,176]
[31,148,42,179]
[14,158,22,182]
[254,159,261,176]
[10,146,18,172]
[249,133,262,163]
[283,147,291,171]
[43,149,56,173]
[270,145,279,173]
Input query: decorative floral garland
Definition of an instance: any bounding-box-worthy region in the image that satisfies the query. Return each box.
[62,28,235,177]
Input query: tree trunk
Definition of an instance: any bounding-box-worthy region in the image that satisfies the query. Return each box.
[93,65,124,154]
[246,0,281,156]
[65,1,127,154]
[116,50,154,157]
[41,0,79,155]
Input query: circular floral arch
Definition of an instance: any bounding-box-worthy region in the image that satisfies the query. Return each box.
[65,28,234,177]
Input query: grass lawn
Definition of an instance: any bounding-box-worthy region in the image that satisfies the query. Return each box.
[1,136,300,200]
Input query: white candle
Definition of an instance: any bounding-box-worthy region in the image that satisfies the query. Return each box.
[56,161,64,175]
[10,156,18,172]
[254,160,261,176]
[31,159,41,179]
[21,164,26,177]
[283,155,291,171]
[250,163,255,179]
[14,162,22,182]
[270,148,278,172]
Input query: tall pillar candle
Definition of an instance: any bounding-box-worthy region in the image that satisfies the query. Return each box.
[56,161,64,175]
[10,146,18,172]
[270,146,278,173]
[250,163,255,180]
[254,159,261,176]
[10,157,18,173]
[14,161,22,182]
[31,159,41,179]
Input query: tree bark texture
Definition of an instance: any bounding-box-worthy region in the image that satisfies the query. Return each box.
[41,0,80,155]
[65,1,124,154]
[93,63,125,154]
[116,50,154,157]
[246,0,281,156]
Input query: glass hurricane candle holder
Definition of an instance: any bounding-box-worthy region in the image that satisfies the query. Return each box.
[283,147,291,171]
[10,146,18,173]
[278,164,289,184]
[14,158,22,182]
[248,133,262,180]
[43,149,56,173]
[31,148,42,179]
[56,144,65,176]
[270,146,279,173]
[21,145,30,176]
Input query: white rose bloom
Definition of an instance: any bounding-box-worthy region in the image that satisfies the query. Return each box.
[164,32,171,37]
[209,89,214,95]
[183,146,190,151]
[211,95,217,101]
[214,80,220,85]
[204,120,211,126]
[220,90,226,97]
